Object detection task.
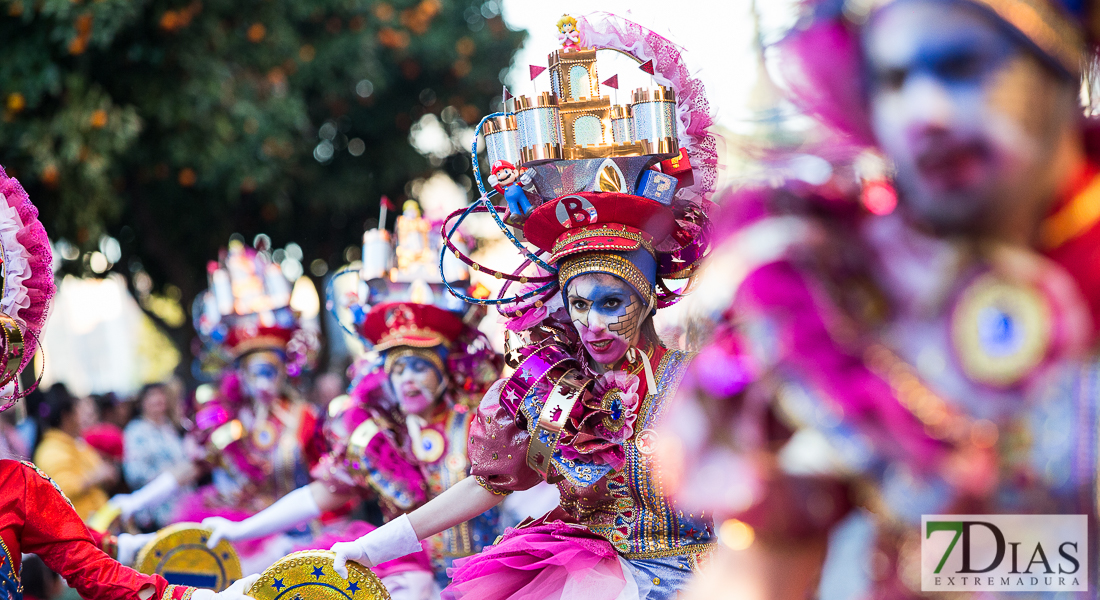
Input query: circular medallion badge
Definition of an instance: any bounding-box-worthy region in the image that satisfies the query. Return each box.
[635,428,659,456]
[413,428,446,464]
[252,419,278,451]
[555,196,598,228]
[950,274,1052,387]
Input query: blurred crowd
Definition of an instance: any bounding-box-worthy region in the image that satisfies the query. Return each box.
[0,374,347,600]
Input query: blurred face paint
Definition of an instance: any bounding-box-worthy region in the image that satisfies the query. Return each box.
[567,273,646,367]
[389,355,443,416]
[241,351,286,404]
[865,0,1073,234]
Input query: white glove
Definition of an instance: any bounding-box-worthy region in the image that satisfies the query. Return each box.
[518,169,535,187]
[117,532,155,566]
[190,574,261,600]
[112,472,180,519]
[331,514,422,579]
[204,486,321,548]
[487,174,500,188]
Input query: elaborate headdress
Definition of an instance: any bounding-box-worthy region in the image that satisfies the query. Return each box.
[781,0,1100,146]
[194,238,317,376]
[441,12,715,328]
[331,201,499,407]
[0,167,55,412]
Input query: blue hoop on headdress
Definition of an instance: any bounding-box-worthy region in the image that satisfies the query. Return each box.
[471,112,509,197]
[439,198,558,306]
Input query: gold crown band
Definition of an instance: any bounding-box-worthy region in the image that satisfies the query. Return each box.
[844,0,1084,76]
[384,346,445,375]
[551,227,655,259]
[558,253,656,309]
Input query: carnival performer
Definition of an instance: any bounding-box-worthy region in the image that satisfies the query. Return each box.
[326,12,718,599]
[0,166,258,600]
[660,0,1100,598]
[108,238,322,572]
[202,202,504,598]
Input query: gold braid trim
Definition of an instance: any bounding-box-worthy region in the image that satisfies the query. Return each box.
[384,346,445,375]
[558,253,656,308]
[551,227,654,258]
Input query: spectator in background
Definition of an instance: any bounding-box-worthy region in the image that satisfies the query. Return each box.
[123,382,186,530]
[94,392,134,430]
[32,384,119,520]
[84,420,128,497]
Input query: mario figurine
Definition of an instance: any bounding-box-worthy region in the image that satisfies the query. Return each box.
[488,160,535,223]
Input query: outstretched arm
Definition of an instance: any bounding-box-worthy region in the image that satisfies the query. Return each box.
[205,482,353,547]
[332,476,505,577]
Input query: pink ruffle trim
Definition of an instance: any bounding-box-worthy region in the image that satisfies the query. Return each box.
[0,165,55,370]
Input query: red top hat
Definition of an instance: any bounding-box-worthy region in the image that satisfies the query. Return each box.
[360,302,466,351]
[522,192,676,264]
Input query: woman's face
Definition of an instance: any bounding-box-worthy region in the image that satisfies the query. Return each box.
[566,273,647,367]
[389,355,443,416]
[865,0,1075,234]
[142,387,169,421]
[240,351,286,403]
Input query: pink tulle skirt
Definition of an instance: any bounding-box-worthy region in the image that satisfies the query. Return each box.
[443,520,629,600]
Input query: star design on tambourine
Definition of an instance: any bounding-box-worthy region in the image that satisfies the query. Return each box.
[247,550,390,600]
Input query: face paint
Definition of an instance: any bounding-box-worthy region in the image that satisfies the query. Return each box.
[240,350,286,404]
[389,355,444,416]
[566,273,647,367]
[865,0,1075,234]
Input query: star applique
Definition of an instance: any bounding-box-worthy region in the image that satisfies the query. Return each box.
[519,366,534,380]
[273,578,285,591]
[503,388,519,403]
[311,566,325,579]
[348,581,360,593]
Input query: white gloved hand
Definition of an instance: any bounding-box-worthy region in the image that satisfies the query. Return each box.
[331,514,422,579]
[190,574,262,600]
[487,174,500,188]
[518,169,535,187]
[112,472,180,519]
[117,532,155,566]
[203,486,321,549]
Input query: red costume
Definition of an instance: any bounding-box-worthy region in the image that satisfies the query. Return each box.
[0,459,194,599]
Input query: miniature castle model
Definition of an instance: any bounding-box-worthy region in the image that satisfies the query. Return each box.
[482,35,682,200]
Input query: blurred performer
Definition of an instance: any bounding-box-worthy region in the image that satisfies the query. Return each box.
[202,202,503,598]
[0,166,257,600]
[327,13,718,599]
[110,238,321,571]
[663,1,1100,598]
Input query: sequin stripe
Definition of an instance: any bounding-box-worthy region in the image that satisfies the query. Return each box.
[0,534,19,597]
[640,351,688,555]
[161,584,195,599]
[19,460,75,510]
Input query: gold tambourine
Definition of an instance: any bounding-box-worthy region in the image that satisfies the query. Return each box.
[247,550,390,600]
[134,523,242,592]
[87,502,123,533]
[950,273,1052,388]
